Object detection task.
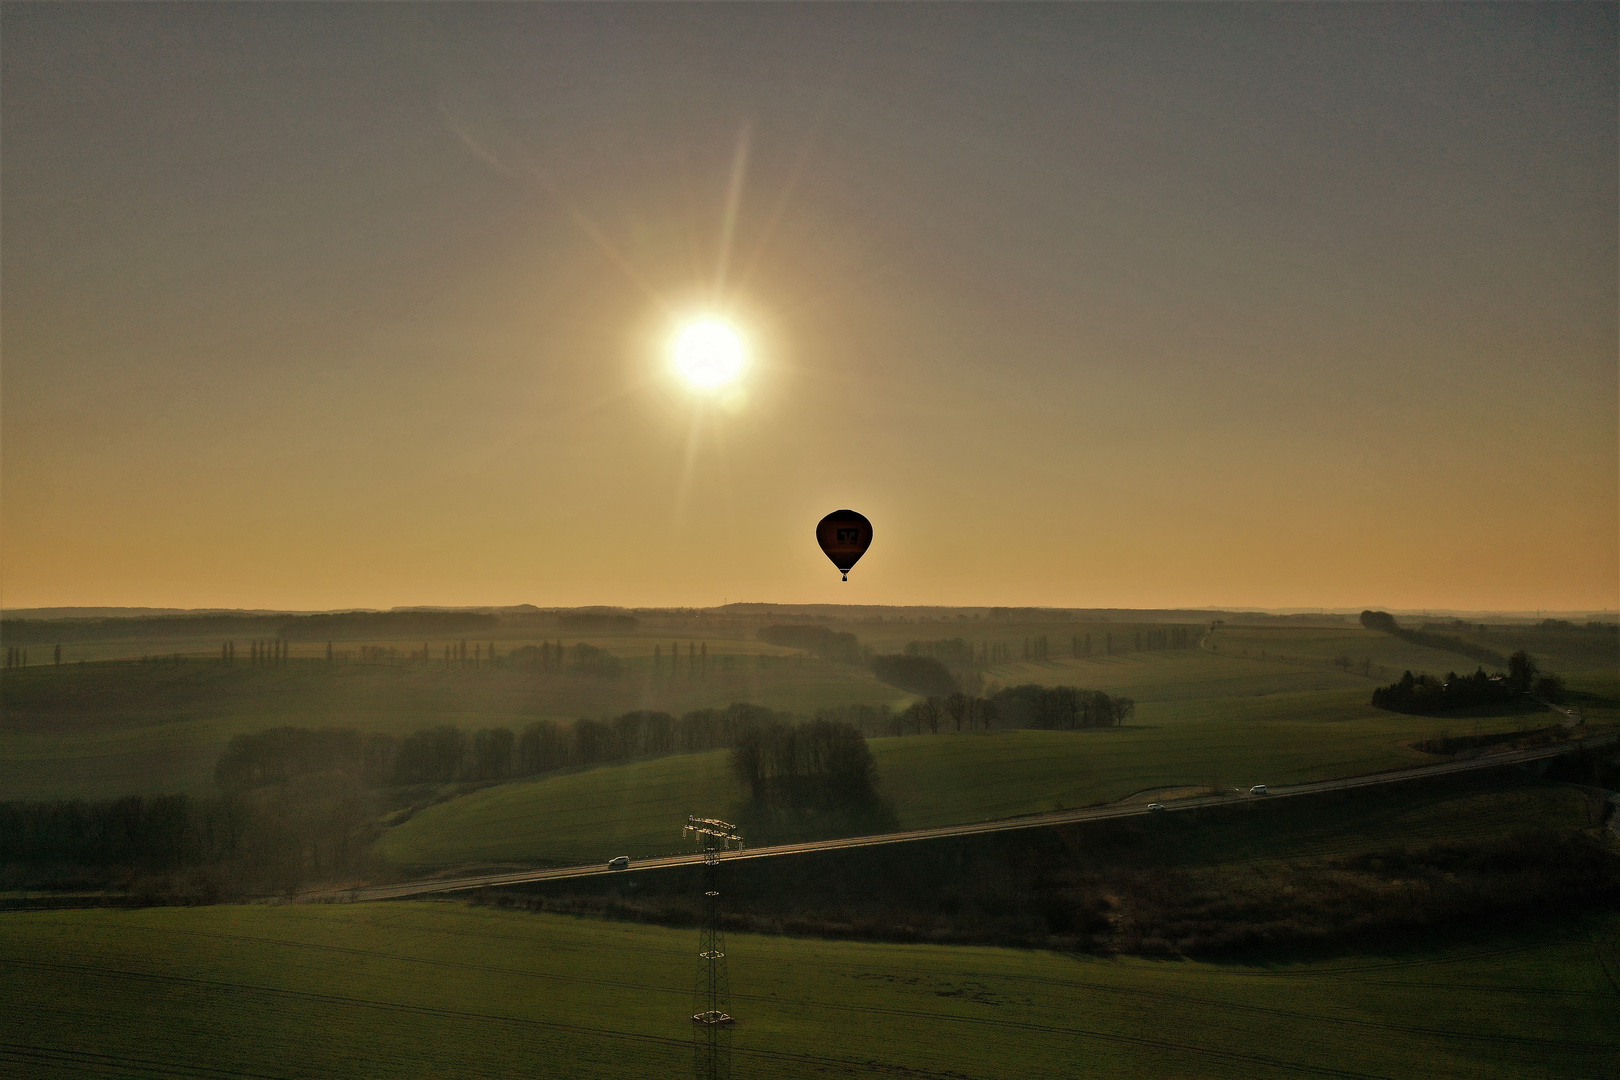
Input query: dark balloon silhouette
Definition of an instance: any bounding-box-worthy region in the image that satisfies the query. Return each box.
[816,510,873,581]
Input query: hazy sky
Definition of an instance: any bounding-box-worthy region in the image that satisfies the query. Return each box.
[3,3,1615,612]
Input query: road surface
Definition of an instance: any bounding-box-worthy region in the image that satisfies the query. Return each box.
[314,730,1616,904]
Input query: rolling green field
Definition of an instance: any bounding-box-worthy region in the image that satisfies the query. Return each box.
[2,903,1614,1079]
[378,687,1555,868]
[9,620,1597,801]
[0,646,904,799]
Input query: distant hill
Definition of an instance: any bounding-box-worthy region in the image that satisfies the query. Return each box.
[2,607,299,620]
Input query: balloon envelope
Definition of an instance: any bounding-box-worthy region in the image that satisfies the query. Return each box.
[816,510,873,579]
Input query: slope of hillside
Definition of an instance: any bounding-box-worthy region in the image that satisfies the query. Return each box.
[3,904,1613,1080]
[377,688,1541,869]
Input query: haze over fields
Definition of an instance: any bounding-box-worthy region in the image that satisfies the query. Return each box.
[2,8,1617,1078]
[2,3,1615,615]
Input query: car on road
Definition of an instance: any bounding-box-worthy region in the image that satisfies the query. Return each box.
[1250,785,1268,796]
[607,856,631,870]
[1146,803,1166,813]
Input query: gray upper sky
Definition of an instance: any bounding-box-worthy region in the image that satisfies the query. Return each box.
[3,3,1615,610]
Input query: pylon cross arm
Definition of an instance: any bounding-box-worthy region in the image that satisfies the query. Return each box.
[691,1011,734,1026]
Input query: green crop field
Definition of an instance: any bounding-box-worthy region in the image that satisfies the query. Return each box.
[983,647,1369,700]
[1206,625,1499,674]
[4,622,1607,852]
[0,645,905,799]
[1,903,1614,1079]
[378,686,1556,869]
[377,749,744,867]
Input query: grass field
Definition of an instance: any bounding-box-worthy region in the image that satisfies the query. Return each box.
[377,686,1561,868]
[1,902,1614,1079]
[6,619,1609,801]
[0,647,904,799]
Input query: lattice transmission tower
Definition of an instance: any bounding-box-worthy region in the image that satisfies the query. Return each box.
[683,816,743,1080]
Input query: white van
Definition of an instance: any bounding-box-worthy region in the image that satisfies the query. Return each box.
[1250,785,1268,796]
[607,855,630,870]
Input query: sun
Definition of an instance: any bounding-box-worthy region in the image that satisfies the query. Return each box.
[671,317,747,391]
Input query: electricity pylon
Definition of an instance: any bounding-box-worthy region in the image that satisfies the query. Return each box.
[683,816,743,1080]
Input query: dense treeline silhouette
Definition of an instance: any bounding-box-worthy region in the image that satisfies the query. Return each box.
[876,685,1134,735]
[1,795,203,867]
[729,720,896,841]
[992,684,1135,728]
[1360,610,1507,667]
[277,611,499,641]
[7,703,811,891]
[1370,650,1564,714]
[870,654,957,696]
[757,624,864,663]
[1370,669,1515,714]
[0,780,376,893]
[1,613,284,645]
[731,720,878,809]
[214,704,800,792]
[212,677,1139,800]
[216,728,395,791]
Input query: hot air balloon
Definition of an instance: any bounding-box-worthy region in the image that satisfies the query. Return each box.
[816,510,872,581]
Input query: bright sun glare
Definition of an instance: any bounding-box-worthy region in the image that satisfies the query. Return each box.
[671,318,747,391]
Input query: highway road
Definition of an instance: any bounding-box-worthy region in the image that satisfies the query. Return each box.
[315,730,1617,904]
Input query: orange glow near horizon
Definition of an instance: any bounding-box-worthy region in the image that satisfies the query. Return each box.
[1,6,1614,615]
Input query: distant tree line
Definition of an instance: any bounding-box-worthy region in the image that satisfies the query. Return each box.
[758,625,864,664]
[508,641,622,678]
[276,611,500,642]
[1360,610,1507,668]
[557,613,639,632]
[213,704,802,793]
[1,614,285,645]
[990,684,1135,728]
[1534,618,1618,633]
[870,654,958,697]
[884,684,1135,736]
[1,610,512,647]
